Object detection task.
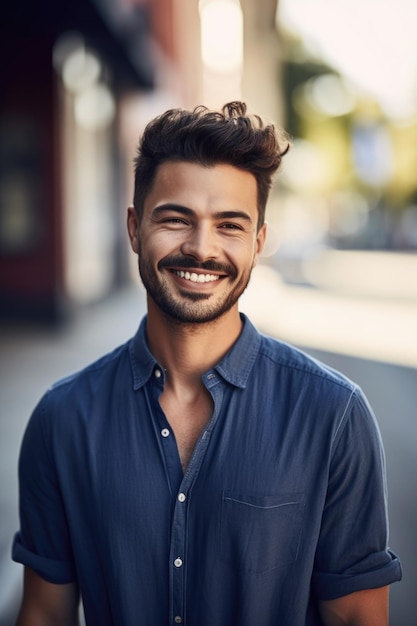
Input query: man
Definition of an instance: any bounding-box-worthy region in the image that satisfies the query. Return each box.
[13,102,401,625]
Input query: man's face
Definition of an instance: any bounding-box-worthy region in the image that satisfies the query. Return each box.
[127,161,266,324]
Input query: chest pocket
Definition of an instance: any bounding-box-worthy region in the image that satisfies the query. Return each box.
[220,492,305,574]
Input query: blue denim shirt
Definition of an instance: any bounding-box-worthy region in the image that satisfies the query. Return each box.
[13,314,401,625]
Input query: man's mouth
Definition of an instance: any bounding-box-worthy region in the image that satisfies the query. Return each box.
[173,270,220,284]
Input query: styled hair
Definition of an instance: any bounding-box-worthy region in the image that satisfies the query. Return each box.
[133,101,290,230]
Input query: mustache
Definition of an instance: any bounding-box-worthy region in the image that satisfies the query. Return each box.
[158,255,236,276]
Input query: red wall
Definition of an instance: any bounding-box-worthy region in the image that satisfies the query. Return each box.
[0,34,65,321]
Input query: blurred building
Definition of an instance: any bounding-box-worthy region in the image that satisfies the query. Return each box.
[0,0,285,324]
[0,0,156,322]
[0,0,204,324]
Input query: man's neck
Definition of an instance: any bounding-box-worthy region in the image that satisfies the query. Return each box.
[145,300,243,385]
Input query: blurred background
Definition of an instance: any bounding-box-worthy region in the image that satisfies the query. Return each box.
[0,0,416,623]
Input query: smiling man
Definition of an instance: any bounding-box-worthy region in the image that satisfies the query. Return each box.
[13,102,401,626]
[130,161,262,326]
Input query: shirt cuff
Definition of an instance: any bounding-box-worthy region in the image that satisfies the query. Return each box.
[313,550,402,600]
[12,532,76,584]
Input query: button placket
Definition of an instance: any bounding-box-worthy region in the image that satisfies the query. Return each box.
[169,373,224,626]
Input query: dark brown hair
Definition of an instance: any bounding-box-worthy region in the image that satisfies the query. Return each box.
[133,101,290,230]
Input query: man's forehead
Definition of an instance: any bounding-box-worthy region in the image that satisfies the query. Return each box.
[144,161,258,219]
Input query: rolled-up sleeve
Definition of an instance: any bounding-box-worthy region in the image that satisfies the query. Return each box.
[313,388,402,600]
[12,392,76,584]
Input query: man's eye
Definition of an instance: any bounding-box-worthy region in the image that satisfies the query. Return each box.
[163,217,186,224]
[220,223,243,230]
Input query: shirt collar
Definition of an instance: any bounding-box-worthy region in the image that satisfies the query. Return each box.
[129,313,262,391]
[129,317,159,390]
[214,314,261,388]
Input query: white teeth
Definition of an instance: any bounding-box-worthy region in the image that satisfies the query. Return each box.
[175,270,219,283]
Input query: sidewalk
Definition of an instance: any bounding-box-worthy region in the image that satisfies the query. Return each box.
[242,260,417,369]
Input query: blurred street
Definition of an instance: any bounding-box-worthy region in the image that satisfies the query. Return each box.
[1,254,416,625]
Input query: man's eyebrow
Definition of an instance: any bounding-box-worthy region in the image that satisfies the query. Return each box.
[152,203,254,223]
[152,203,193,217]
[214,210,253,223]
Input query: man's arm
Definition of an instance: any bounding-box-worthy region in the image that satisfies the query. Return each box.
[15,566,80,626]
[319,586,389,626]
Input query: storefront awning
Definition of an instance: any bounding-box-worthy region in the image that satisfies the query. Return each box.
[3,0,155,91]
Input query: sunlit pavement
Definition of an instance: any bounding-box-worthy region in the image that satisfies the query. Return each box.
[242,253,417,369]
[1,250,416,623]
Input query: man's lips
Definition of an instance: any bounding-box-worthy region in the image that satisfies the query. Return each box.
[158,256,236,282]
[172,269,220,284]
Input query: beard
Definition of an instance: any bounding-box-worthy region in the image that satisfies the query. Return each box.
[138,253,253,324]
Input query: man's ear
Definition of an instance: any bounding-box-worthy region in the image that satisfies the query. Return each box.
[253,223,267,268]
[127,206,139,253]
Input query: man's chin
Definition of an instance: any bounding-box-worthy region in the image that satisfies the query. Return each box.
[155,295,232,325]
[178,290,212,303]
[161,304,220,325]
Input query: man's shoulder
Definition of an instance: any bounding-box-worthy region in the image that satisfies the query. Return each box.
[22,340,135,445]
[257,332,356,394]
[46,340,132,402]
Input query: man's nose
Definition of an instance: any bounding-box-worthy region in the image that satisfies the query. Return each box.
[180,224,219,261]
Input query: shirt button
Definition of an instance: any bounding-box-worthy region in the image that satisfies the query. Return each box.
[154,369,162,378]
[161,428,170,438]
[174,558,183,568]
[174,617,182,624]
[178,493,186,503]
